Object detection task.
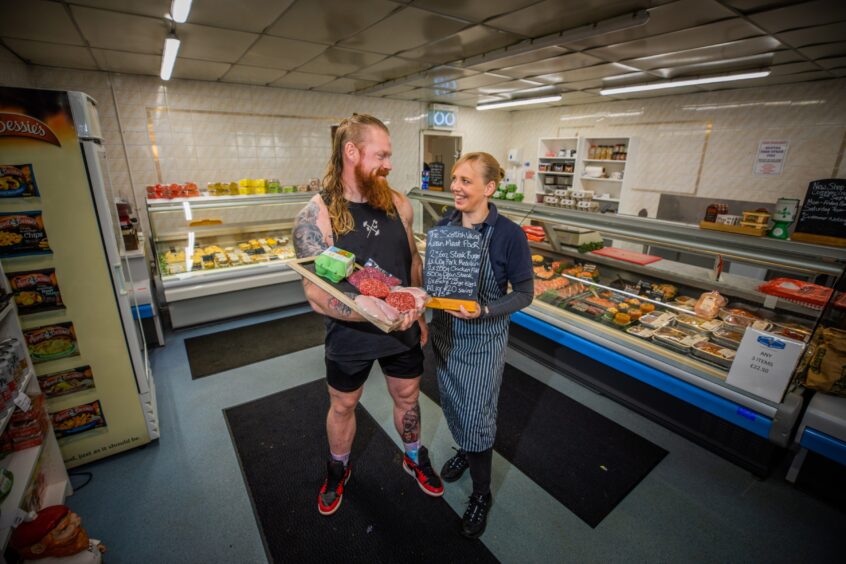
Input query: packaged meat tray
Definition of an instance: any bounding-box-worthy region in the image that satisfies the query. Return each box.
[566,299,605,320]
[691,341,736,369]
[639,311,676,329]
[651,325,708,353]
[626,325,655,339]
[675,314,723,333]
[711,326,743,349]
[758,278,833,308]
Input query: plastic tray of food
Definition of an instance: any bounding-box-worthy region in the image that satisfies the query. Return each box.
[626,325,655,339]
[673,295,697,309]
[652,325,708,353]
[768,322,812,342]
[691,341,737,369]
[675,313,723,333]
[640,311,677,329]
[711,326,744,349]
[567,299,605,320]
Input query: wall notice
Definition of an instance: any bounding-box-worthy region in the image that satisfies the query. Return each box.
[754,140,789,175]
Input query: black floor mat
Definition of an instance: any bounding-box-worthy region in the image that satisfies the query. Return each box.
[224,379,498,564]
[794,450,846,511]
[185,312,325,379]
[421,342,668,528]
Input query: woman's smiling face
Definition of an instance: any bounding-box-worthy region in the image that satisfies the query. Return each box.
[450,160,496,214]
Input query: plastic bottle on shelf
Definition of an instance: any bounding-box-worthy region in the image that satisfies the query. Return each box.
[704,203,719,223]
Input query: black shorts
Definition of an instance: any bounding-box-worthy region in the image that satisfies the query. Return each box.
[325,346,424,393]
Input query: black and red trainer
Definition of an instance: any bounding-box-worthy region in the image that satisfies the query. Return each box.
[402,446,444,497]
[318,459,351,516]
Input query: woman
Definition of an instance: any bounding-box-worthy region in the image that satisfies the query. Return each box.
[430,152,534,538]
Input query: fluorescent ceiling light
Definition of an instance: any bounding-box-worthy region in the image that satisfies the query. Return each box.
[160,35,180,81]
[171,0,192,23]
[477,95,562,111]
[599,70,770,95]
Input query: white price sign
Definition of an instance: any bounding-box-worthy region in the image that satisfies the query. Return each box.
[727,328,805,403]
[754,140,789,176]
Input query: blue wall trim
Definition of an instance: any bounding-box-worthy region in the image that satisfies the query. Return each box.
[512,311,773,438]
[799,428,846,466]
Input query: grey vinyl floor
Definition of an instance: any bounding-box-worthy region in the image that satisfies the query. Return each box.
[64,307,843,563]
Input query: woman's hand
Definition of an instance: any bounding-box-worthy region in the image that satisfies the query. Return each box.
[447,303,483,320]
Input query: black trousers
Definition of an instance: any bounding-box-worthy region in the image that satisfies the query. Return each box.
[466,448,493,497]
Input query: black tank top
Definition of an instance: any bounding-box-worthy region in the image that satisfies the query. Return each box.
[324,201,420,360]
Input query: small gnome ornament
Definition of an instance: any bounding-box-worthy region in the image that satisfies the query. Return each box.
[10,505,104,561]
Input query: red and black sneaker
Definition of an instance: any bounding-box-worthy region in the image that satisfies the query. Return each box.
[403,446,444,497]
[318,459,351,516]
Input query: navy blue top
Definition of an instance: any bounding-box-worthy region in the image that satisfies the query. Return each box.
[438,203,533,294]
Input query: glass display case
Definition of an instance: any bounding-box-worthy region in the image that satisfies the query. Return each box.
[146,193,312,327]
[409,188,846,457]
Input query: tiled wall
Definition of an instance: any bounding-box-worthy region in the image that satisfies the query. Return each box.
[510,79,846,217]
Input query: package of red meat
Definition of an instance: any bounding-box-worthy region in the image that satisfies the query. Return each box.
[758,278,833,308]
[348,259,401,290]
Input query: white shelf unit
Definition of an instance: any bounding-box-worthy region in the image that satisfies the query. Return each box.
[575,137,633,210]
[537,137,579,204]
[0,264,71,552]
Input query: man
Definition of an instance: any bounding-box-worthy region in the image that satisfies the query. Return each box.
[293,113,443,516]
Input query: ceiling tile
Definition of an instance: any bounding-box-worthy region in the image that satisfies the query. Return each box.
[564,0,737,51]
[171,58,231,81]
[621,36,783,70]
[270,71,336,89]
[776,22,846,48]
[384,88,428,100]
[91,48,160,76]
[557,91,604,105]
[188,0,295,32]
[295,47,385,75]
[347,57,431,82]
[494,52,606,79]
[486,0,653,38]
[816,56,846,69]
[476,79,546,95]
[408,0,543,23]
[338,6,469,55]
[450,72,512,90]
[67,0,170,19]
[176,24,258,64]
[405,67,479,88]
[696,69,832,90]
[548,77,606,90]
[717,0,797,13]
[221,65,287,84]
[313,77,378,93]
[465,45,567,72]
[585,18,763,62]
[71,6,168,54]
[748,0,846,33]
[0,44,19,62]
[267,0,400,44]
[648,53,777,79]
[0,0,85,45]
[375,84,419,96]
[504,83,563,97]
[239,36,328,70]
[415,90,478,104]
[3,38,98,69]
[398,24,522,65]
[536,62,641,84]
[799,41,846,60]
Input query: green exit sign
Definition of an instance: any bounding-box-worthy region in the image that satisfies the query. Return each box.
[428,104,457,130]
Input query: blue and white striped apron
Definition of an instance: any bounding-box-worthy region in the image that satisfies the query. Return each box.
[431,223,510,452]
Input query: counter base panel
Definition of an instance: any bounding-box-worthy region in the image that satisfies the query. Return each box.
[167,280,306,328]
[509,319,779,477]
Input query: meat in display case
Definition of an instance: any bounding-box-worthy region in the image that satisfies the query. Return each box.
[147,193,311,327]
[408,188,846,473]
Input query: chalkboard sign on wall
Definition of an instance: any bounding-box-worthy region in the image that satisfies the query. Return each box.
[792,178,846,248]
[424,226,482,311]
[429,162,445,189]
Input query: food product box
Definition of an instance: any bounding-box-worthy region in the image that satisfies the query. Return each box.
[640,311,676,329]
[691,341,736,369]
[315,246,355,283]
[675,314,723,333]
[652,325,708,353]
[626,325,655,339]
[0,164,39,197]
[38,366,95,398]
[51,399,107,439]
[0,211,50,257]
[23,322,78,364]
[6,268,63,314]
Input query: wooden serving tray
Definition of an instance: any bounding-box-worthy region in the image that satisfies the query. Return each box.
[699,220,766,237]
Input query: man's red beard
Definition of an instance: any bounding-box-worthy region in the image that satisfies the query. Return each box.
[354,164,393,210]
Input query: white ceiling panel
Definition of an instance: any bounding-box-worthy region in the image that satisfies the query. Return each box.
[476,79,546,95]
[0,0,85,45]
[776,22,846,48]
[270,71,336,89]
[649,53,777,78]
[171,58,231,81]
[450,72,512,90]
[399,25,522,65]
[338,7,468,55]
[494,52,607,79]
[486,0,652,38]
[348,57,431,82]
[564,0,737,51]
[416,90,478,105]
[586,18,763,61]
[374,84,419,97]
[68,0,170,19]
[621,36,783,70]
[718,0,797,13]
[239,36,328,70]
[816,56,846,69]
[0,44,19,62]
[465,46,567,72]
[537,62,641,84]
[405,67,479,88]
[373,87,426,100]
[696,70,832,90]
[221,65,286,84]
[187,0,295,33]
[177,24,258,63]
[409,0,543,23]
[799,42,846,60]
[296,47,385,75]
[504,84,562,98]
[313,77,378,94]
[548,77,606,90]
[747,0,846,33]
[71,6,168,54]
[267,0,399,44]
[91,48,160,75]
[4,38,98,69]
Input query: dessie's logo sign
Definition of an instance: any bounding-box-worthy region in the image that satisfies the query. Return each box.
[0,112,61,146]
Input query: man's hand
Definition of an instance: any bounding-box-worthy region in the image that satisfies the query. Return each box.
[394,309,420,332]
[447,303,482,320]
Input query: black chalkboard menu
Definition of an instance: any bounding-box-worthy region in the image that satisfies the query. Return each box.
[792,178,846,247]
[428,162,445,189]
[424,226,482,303]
